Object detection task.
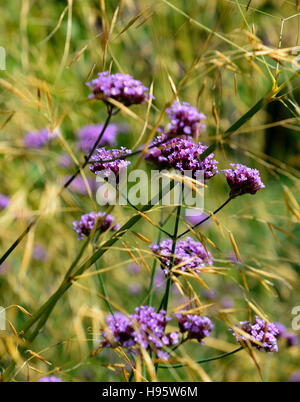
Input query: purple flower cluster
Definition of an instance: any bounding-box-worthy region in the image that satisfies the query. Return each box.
[166,101,206,137]
[150,237,213,276]
[0,194,10,210]
[38,376,62,382]
[87,71,151,106]
[231,316,279,352]
[101,306,179,360]
[73,211,119,240]
[145,135,218,180]
[24,128,57,149]
[224,163,265,197]
[176,313,214,343]
[77,123,118,153]
[90,147,131,177]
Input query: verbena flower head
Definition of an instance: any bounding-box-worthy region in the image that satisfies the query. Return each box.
[100,306,179,360]
[145,135,218,180]
[87,71,151,106]
[0,194,10,210]
[150,237,213,276]
[223,163,265,197]
[175,313,214,343]
[77,124,118,153]
[38,376,62,382]
[231,316,279,352]
[73,211,119,240]
[90,147,131,178]
[166,101,206,137]
[24,128,58,149]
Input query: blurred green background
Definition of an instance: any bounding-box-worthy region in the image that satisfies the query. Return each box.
[0,0,299,382]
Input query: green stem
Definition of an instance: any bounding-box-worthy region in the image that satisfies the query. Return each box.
[177,196,233,239]
[159,204,181,312]
[147,209,164,306]
[158,346,243,369]
[94,249,115,317]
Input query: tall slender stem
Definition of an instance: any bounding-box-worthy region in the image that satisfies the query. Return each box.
[147,208,164,306]
[63,109,113,189]
[177,196,233,239]
[158,346,243,369]
[93,246,115,317]
[159,203,181,312]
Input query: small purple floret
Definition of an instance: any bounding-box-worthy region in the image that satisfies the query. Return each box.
[73,211,119,240]
[100,305,179,360]
[166,101,206,137]
[90,147,131,177]
[175,313,214,343]
[223,163,265,197]
[231,316,279,352]
[145,135,218,180]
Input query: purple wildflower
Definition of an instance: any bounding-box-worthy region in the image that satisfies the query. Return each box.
[175,313,214,343]
[150,237,213,276]
[145,135,218,180]
[102,312,136,349]
[73,211,119,240]
[231,316,279,352]
[77,124,118,153]
[166,101,206,137]
[223,163,265,197]
[24,128,58,149]
[100,306,179,360]
[90,147,131,178]
[38,376,62,382]
[0,194,10,210]
[87,71,151,106]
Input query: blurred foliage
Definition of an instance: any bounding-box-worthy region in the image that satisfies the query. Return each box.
[0,0,299,382]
